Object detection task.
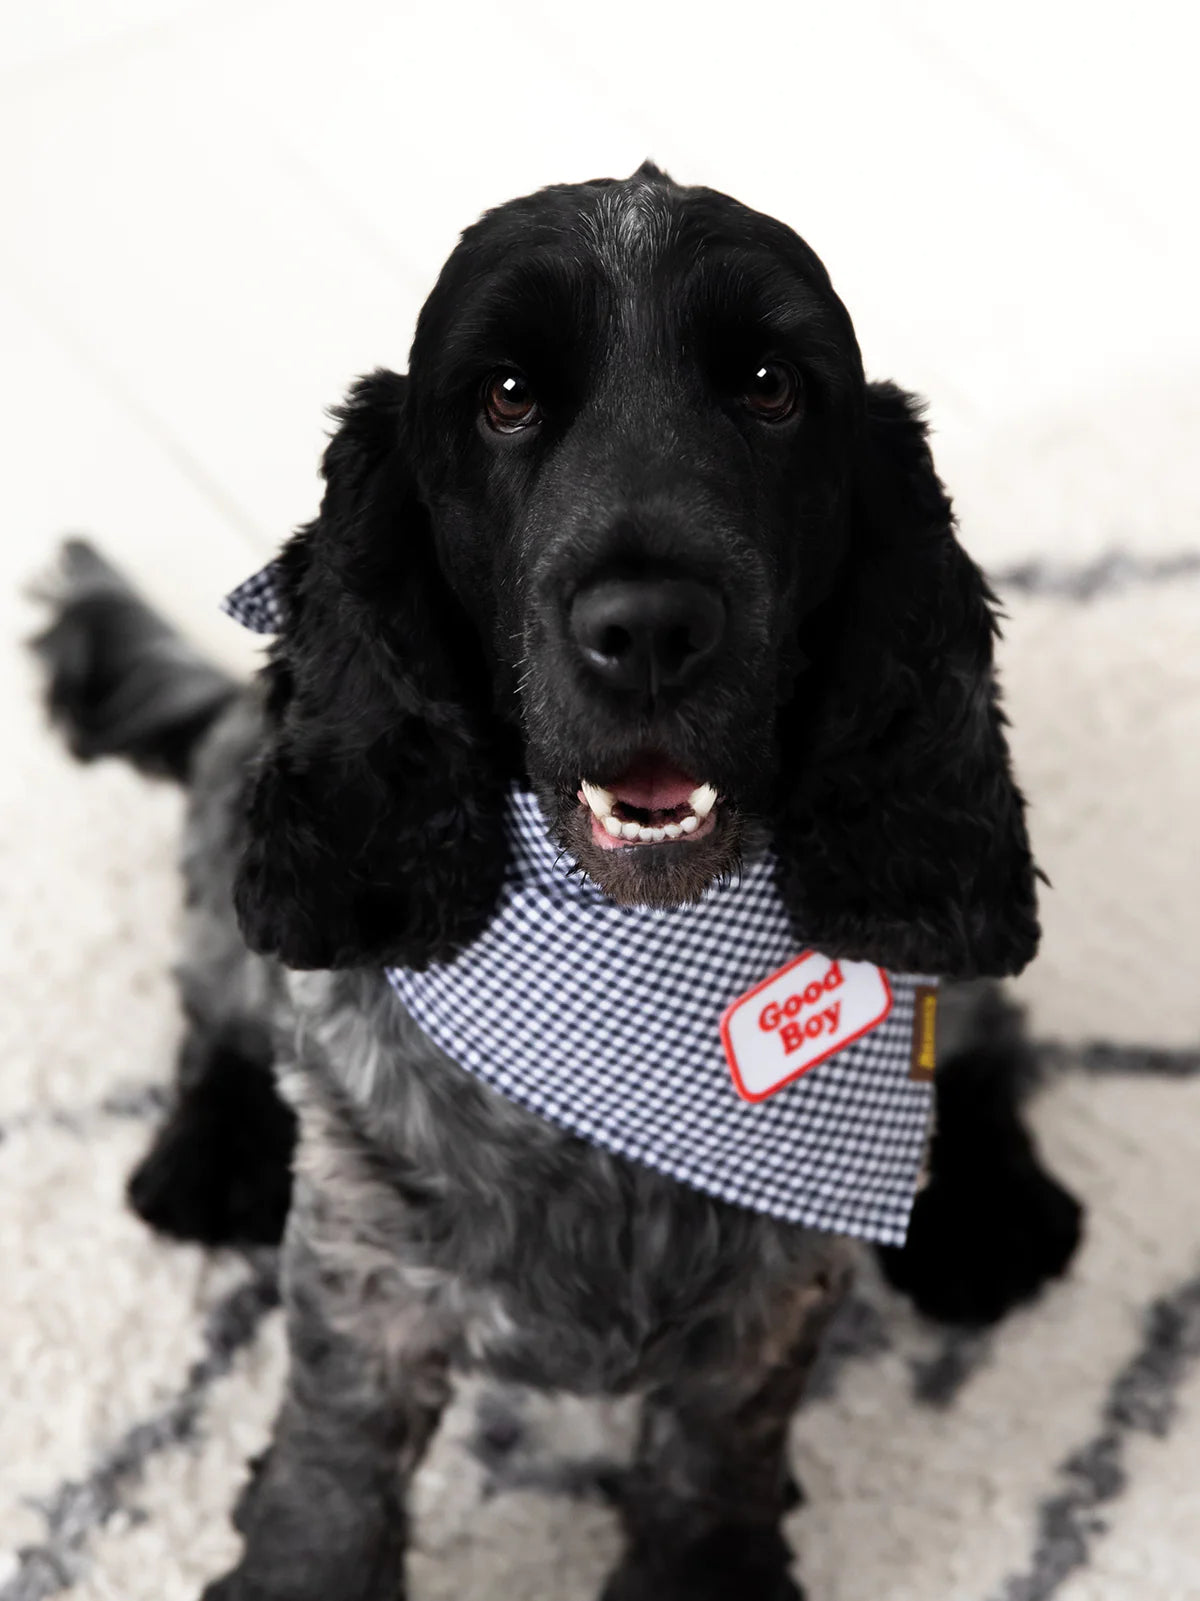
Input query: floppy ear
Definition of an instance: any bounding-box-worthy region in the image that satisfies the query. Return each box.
[773,381,1040,978]
[234,369,510,970]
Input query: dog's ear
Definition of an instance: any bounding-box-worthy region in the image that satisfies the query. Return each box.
[773,381,1039,978]
[234,370,509,970]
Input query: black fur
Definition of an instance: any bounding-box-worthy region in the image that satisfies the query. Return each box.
[127,1025,295,1248]
[880,987,1083,1324]
[235,373,513,970]
[32,538,236,780]
[773,384,1039,975]
[32,166,1082,1601]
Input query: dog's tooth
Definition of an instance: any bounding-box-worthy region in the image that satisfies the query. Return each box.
[663,823,683,840]
[650,827,666,842]
[636,825,655,843]
[581,781,616,820]
[621,821,641,840]
[602,814,622,837]
[680,814,699,834]
[688,783,718,820]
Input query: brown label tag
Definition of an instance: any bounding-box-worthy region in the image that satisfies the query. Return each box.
[909,985,938,1081]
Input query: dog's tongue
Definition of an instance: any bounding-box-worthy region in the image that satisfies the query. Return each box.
[609,754,696,812]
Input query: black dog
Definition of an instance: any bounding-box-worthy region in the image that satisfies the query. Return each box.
[36,164,1081,1599]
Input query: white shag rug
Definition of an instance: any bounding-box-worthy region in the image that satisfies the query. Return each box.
[2,542,1200,1601]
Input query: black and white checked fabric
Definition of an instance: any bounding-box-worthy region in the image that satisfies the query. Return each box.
[222,560,285,634]
[226,565,934,1246]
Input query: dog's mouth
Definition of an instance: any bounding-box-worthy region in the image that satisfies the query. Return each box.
[554,749,740,908]
[578,754,718,849]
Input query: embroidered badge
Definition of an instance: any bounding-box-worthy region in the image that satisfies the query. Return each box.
[721,953,893,1102]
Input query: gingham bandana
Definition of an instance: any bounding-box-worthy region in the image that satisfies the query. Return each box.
[225,564,935,1245]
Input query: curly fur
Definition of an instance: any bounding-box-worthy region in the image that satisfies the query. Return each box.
[34,163,1081,1601]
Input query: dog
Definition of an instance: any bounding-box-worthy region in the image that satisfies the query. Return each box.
[34,163,1083,1600]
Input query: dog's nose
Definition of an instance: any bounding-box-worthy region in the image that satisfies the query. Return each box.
[568,577,725,694]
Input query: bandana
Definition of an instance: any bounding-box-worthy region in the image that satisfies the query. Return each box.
[225,564,935,1246]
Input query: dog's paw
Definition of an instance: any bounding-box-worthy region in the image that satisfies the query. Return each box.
[231,1449,274,1534]
[200,1564,402,1601]
[601,1565,802,1601]
[200,1573,251,1601]
[198,1577,313,1601]
[127,1039,294,1247]
[879,1151,1083,1326]
[600,1527,803,1601]
[601,1568,802,1601]
[128,1103,289,1247]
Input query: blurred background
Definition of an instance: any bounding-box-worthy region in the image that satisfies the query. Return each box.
[2,4,1199,1599]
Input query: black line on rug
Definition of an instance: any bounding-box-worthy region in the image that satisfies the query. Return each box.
[1,1255,279,1601]
[1038,1041,1200,1079]
[990,547,1200,601]
[804,1289,895,1403]
[910,1326,995,1408]
[0,1083,167,1150]
[989,1262,1200,1601]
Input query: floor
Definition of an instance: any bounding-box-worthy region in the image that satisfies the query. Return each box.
[3,3,1200,1598]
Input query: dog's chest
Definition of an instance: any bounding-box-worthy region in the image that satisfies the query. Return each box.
[383,786,934,1249]
[284,968,845,1391]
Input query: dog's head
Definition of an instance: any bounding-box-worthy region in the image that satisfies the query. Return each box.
[235,164,1039,977]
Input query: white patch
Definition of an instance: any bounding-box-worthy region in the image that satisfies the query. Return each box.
[616,182,655,251]
[583,180,670,281]
[721,952,893,1103]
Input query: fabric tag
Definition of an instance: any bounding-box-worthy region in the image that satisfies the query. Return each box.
[721,952,893,1103]
[909,984,939,1081]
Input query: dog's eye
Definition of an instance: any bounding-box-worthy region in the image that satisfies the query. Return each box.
[741,361,802,422]
[483,370,541,433]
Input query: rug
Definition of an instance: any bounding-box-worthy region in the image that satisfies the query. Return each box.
[2,542,1199,1601]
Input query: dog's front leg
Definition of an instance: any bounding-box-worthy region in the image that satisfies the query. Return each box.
[602,1246,851,1601]
[202,1210,452,1601]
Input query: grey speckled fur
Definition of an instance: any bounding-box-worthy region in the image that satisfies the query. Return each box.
[190,693,846,1601]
